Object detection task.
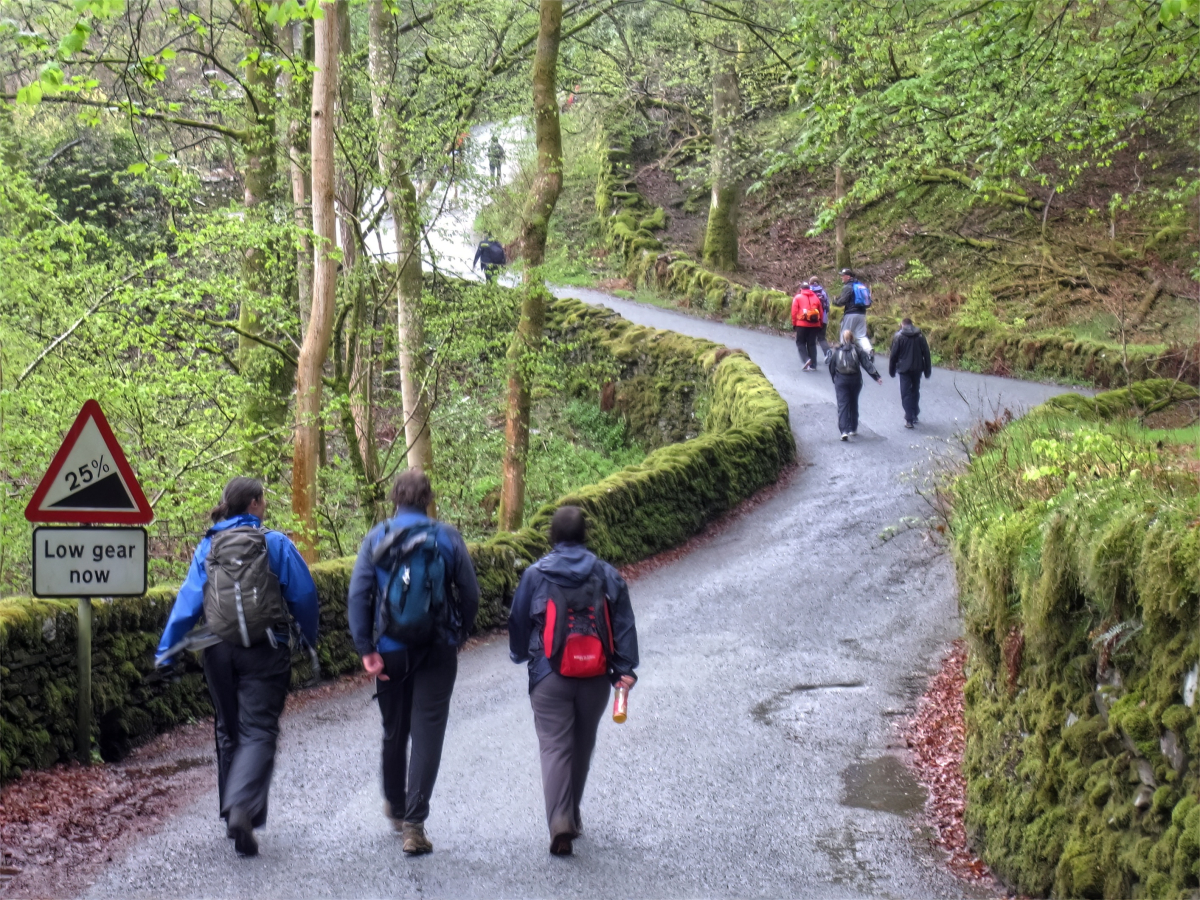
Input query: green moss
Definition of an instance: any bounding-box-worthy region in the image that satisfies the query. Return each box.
[954,383,1200,898]
[1,293,794,780]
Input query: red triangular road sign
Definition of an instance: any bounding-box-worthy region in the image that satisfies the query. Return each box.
[25,400,154,524]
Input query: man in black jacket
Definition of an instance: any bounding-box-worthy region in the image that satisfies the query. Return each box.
[508,506,639,857]
[833,269,873,357]
[888,317,932,428]
[473,237,506,282]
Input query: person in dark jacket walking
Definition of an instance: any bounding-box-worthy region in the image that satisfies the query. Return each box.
[157,477,319,858]
[347,469,480,855]
[487,135,505,185]
[833,269,873,357]
[808,277,832,359]
[473,237,506,282]
[829,328,883,440]
[888,317,932,428]
[508,506,639,857]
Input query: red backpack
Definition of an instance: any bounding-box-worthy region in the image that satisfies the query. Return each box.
[796,289,823,324]
[536,567,614,678]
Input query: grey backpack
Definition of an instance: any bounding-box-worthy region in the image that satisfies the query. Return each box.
[203,526,287,647]
[834,345,860,375]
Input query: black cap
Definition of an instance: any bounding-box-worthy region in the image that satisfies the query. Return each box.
[839,268,854,276]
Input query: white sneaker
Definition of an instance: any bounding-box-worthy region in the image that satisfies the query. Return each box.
[840,433,849,441]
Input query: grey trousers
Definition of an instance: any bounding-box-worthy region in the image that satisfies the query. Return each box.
[529,673,611,839]
[841,312,872,354]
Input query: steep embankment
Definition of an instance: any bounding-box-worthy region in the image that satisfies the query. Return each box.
[949,378,1199,898]
[577,107,1197,389]
[0,294,792,778]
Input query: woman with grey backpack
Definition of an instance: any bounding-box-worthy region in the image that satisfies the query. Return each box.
[156,477,318,857]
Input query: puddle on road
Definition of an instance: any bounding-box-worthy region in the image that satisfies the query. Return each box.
[840,755,926,816]
[750,681,865,724]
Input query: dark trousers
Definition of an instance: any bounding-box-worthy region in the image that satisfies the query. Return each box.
[817,323,831,359]
[529,673,610,839]
[794,326,819,368]
[203,640,292,828]
[377,643,458,823]
[833,374,863,434]
[899,371,922,423]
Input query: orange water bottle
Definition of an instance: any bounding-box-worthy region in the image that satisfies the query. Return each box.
[612,685,629,723]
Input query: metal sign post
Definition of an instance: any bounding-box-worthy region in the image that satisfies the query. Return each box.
[25,401,154,764]
[76,597,92,763]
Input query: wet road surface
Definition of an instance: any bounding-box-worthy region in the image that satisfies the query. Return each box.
[83,290,1081,899]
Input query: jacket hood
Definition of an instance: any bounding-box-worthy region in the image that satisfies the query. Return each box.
[537,543,598,587]
[206,513,262,537]
[900,323,922,335]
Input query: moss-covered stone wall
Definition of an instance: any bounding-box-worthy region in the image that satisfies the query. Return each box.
[0,295,794,779]
[952,379,1200,898]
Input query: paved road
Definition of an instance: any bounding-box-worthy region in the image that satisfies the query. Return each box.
[85,293,1080,899]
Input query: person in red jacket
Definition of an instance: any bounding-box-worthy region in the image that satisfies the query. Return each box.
[790,282,826,371]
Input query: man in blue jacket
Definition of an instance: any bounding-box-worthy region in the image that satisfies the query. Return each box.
[347,469,479,855]
[509,505,639,856]
[157,477,318,857]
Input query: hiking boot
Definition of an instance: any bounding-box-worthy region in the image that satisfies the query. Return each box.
[550,833,574,856]
[905,421,914,429]
[227,807,258,857]
[383,801,403,833]
[401,821,433,855]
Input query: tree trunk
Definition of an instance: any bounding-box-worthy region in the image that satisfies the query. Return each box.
[834,163,850,270]
[292,3,339,561]
[237,9,291,474]
[702,33,740,271]
[287,20,314,333]
[367,0,434,475]
[498,0,563,532]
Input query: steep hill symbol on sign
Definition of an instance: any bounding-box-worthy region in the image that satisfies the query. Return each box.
[25,399,154,524]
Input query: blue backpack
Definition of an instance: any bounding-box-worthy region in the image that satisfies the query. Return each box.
[371,521,447,646]
[852,281,872,308]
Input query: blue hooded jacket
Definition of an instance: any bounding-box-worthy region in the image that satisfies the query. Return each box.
[346,508,480,655]
[508,542,639,692]
[157,514,319,662]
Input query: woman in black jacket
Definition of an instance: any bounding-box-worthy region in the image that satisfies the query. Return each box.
[829,329,883,440]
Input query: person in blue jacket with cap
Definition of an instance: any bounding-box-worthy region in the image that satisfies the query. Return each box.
[157,477,318,858]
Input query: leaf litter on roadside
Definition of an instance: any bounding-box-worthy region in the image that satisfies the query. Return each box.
[903,639,999,888]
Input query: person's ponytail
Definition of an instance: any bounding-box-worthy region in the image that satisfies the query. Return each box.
[210,477,264,523]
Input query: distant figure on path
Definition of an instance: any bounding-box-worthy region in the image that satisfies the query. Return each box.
[156,477,319,858]
[473,237,507,282]
[830,328,883,440]
[508,506,639,857]
[808,277,832,359]
[347,469,480,855]
[889,317,932,428]
[834,269,874,358]
[488,135,505,185]
[790,282,825,371]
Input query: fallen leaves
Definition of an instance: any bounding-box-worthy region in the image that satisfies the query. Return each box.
[903,639,997,887]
